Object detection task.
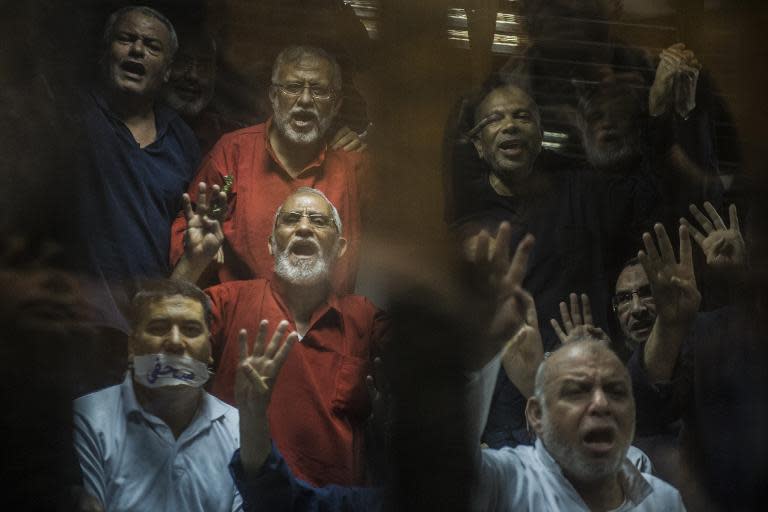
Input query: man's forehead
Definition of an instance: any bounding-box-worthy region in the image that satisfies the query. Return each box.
[546,345,628,385]
[278,56,333,80]
[144,295,204,319]
[281,192,332,213]
[616,264,649,292]
[478,85,536,115]
[115,11,170,41]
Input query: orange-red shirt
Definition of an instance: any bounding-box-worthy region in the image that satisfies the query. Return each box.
[170,119,365,293]
[205,279,388,487]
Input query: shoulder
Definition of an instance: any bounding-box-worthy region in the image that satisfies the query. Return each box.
[214,123,268,147]
[640,473,686,510]
[206,278,270,302]
[337,294,382,329]
[73,383,124,431]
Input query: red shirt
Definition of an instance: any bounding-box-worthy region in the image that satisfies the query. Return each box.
[170,119,365,293]
[205,279,387,486]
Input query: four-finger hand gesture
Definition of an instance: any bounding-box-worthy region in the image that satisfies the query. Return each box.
[550,292,611,345]
[639,224,701,325]
[681,202,746,272]
[501,287,544,397]
[234,320,298,416]
[182,182,227,263]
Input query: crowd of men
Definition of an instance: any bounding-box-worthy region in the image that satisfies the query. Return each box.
[5,2,765,511]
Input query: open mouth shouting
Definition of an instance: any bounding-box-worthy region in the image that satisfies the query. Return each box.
[120,60,147,81]
[581,426,617,457]
[290,109,319,130]
[288,239,320,259]
[497,138,526,158]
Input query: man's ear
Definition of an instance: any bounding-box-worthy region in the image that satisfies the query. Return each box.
[335,236,348,260]
[525,396,544,438]
[268,85,277,105]
[471,136,485,161]
[267,236,275,256]
[332,96,343,119]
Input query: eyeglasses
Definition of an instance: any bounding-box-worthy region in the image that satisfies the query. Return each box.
[612,285,654,311]
[277,209,336,230]
[272,82,335,101]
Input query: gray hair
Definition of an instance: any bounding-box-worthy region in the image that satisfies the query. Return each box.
[103,5,179,59]
[271,45,342,92]
[272,187,343,235]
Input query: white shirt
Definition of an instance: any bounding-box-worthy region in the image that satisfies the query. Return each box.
[469,357,686,512]
[73,376,243,512]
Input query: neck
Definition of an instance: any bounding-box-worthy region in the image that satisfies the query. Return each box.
[268,125,323,178]
[568,473,624,512]
[132,380,202,439]
[274,277,330,335]
[103,86,156,123]
[489,173,516,196]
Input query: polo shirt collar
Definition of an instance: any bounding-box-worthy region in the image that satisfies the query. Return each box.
[264,117,328,178]
[90,88,172,141]
[534,439,653,507]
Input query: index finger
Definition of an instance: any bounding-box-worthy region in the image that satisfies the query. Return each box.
[503,234,535,289]
[679,224,694,271]
[703,202,726,230]
[271,332,298,370]
[238,329,249,363]
[492,222,512,272]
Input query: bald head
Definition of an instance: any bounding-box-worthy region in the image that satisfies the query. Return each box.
[527,341,635,484]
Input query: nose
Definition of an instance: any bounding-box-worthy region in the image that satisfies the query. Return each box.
[293,214,315,236]
[296,85,313,106]
[588,388,610,414]
[499,114,521,134]
[128,39,145,58]
[163,325,185,354]
[628,292,646,315]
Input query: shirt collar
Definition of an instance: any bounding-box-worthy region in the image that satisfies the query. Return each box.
[267,279,344,335]
[534,439,654,507]
[90,88,172,141]
[264,117,328,178]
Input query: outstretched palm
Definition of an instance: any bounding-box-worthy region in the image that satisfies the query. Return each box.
[234,320,298,416]
[639,224,700,323]
[182,182,226,262]
[681,202,746,271]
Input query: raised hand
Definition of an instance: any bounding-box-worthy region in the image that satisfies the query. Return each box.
[639,224,701,325]
[234,320,298,415]
[550,292,611,345]
[501,287,544,398]
[680,202,746,272]
[235,320,298,473]
[463,222,536,367]
[182,182,226,263]
[330,125,367,152]
[649,43,701,116]
[365,357,393,444]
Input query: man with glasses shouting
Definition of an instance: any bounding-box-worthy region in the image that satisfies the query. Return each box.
[173,187,387,488]
[170,45,366,293]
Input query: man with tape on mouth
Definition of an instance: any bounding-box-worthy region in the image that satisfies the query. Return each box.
[72,280,242,511]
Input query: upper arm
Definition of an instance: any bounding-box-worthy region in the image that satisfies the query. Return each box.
[72,411,107,507]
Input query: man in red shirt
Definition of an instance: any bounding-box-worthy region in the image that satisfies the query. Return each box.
[173,187,386,487]
[169,45,365,293]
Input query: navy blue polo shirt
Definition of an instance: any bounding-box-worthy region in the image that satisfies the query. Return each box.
[78,89,200,281]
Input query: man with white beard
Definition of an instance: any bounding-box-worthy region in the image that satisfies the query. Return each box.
[170,45,366,294]
[172,187,387,487]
